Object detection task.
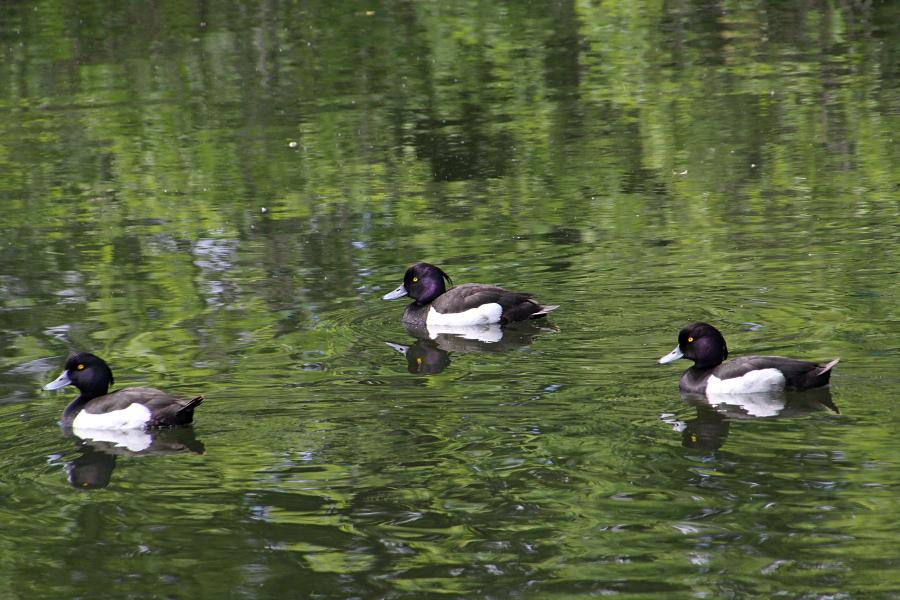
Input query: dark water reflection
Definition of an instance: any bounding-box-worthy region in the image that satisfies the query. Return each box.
[386,320,556,374]
[663,389,840,451]
[1,0,899,598]
[60,426,205,489]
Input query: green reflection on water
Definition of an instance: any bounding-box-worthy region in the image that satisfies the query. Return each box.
[1,1,899,598]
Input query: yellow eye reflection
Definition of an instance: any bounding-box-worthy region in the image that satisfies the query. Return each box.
[412,277,419,283]
[76,364,85,370]
[687,337,694,343]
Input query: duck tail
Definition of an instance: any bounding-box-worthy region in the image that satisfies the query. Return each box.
[807,358,840,388]
[178,395,204,417]
[816,358,840,376]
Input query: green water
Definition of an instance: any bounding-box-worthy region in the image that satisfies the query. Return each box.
[1,1,899,597]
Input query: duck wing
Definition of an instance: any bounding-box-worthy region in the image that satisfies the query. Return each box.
[717,356,839,390]
[85,388,204,426]
[433,284,557,323]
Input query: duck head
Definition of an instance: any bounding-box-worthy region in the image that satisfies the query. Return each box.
[382,263,453,305]
[658,322,728,369]
[44,352,114,400]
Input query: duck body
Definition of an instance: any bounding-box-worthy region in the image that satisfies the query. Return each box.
[44,352,203,430]
[659,322,839,395]
[383,263,558,327]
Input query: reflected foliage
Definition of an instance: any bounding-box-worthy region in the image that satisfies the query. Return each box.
[0,0,898,598]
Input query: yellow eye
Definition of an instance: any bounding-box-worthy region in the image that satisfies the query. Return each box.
[412,277,419,283]
[77,363,85,370]
[687,337,694,343]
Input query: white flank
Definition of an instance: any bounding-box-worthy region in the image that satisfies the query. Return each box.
[72,403,152,431]
[426,303,503,327]
[71,427,153,452]
[706,368,786,395]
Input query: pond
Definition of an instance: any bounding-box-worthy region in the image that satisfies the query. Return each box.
[1,1,898,597]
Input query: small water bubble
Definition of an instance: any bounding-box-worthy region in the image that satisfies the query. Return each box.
[689,552,710,566]
[761,559,791,574]
[673,523,700,534]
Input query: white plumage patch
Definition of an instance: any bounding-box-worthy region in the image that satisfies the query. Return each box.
[706,393,786,418]
[426,303,503,327]
[71,427,153,452]
[426,322,503,342]
[707,368,786,394]
[72,403,152,431]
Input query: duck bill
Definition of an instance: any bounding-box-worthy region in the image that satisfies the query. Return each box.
[384,342,410,355]
[44,370,73,390]
[382,285,408,301]
[658,345,684,364]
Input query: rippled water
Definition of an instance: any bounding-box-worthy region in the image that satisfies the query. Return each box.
[2,1,899,598]
[4,218,897,597]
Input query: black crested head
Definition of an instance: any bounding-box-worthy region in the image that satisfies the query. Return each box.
[678,322,728,368]
[404,263,453,305]
[63,352,115,399]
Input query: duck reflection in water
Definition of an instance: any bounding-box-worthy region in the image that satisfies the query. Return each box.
[386,320,557,374]
[59,426,205,489]
[661,388,839,452]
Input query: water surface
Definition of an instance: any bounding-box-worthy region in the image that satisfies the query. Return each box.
[1,1,899,598]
